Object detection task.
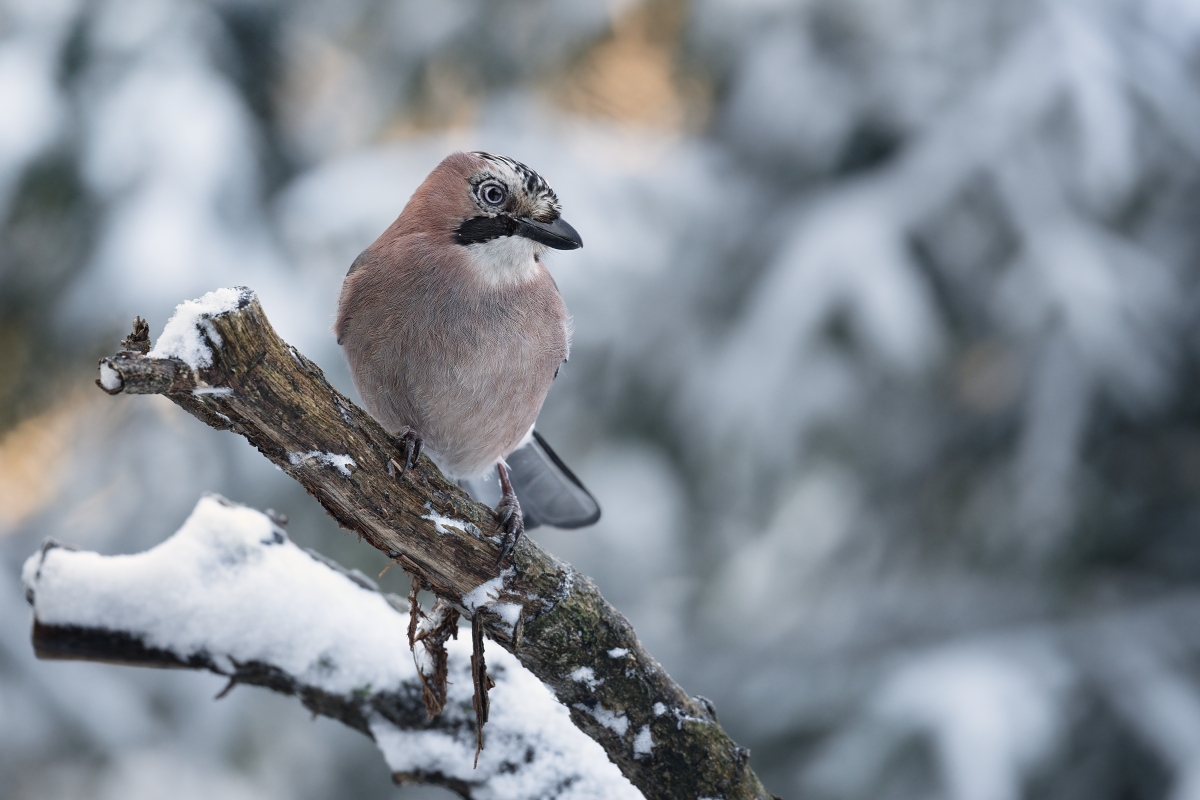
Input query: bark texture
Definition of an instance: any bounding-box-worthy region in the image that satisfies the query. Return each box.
[94,287,776,800]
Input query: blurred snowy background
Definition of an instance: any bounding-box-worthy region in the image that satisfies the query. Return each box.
[3,0,1200,797]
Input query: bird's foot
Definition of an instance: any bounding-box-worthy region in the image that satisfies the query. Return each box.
[495,493,524,566]
[495,463,524,566]
[388,427,424,481]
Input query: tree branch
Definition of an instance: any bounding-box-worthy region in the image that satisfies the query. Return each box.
[21,500,640,799]
[89,287,775,800]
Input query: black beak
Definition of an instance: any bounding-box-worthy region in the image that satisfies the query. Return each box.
[515,216,583,250]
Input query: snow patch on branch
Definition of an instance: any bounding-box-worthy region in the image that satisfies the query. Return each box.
[23,495,643,800]
[575,701,629,737]
[24,494,407,693]
[288,450,356,476]
[370,637,644,799]
[98,360,122,391]
[148,287,245,368]
[490,602,522,629]
[632,725,654,759]
[459,569,524,635]
[668,706,709,730]
[571,666,603,690]
[421,508,475,536]
[462,573,506,611]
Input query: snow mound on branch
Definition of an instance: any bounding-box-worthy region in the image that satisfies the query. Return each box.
[25,492,406,693]
[148,287,248,368]
[371,638,644,800]
[22,494,642,800]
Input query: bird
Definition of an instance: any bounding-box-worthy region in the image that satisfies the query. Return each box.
[335,151,600,563]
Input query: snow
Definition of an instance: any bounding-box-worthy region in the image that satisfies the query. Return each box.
[461,569,513,613]
[652,703,666,716]
[490,602,522,629]
[574,702,629,737]
[608,648,629,658]
[668,707,708,731]
[287,451,356,477]
[26,494,406,694]
[191,387,232,397]
[147,288,246,369]
[462,575,503,610]
[632,725,653,759]
[570,666,603,691]
[23,495,643,800]
[98,360,122,391]
[369,640,645,800]
[420,509,475,536]
[458,571,523,637]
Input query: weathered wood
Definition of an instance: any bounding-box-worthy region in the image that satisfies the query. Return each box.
[96,287,777,800]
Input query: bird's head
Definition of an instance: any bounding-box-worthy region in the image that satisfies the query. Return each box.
[403,151,582,257]
[455,151,582,251]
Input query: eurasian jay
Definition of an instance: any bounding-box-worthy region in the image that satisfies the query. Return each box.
[336,151,600,563]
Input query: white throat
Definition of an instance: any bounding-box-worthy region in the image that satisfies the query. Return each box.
[463,236,545,288]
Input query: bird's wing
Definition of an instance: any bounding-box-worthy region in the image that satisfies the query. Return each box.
[459,431,601,531]
[507,431,601,530]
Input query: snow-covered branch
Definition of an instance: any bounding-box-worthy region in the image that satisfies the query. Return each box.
[23,494,639,799]
[86,288,775,800]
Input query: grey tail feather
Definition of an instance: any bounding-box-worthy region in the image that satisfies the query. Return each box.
[460,431,601,531]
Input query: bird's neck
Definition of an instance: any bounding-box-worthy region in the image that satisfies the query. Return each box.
[461,236,546,288]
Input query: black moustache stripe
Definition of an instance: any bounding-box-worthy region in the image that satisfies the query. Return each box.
[454,214,519,245]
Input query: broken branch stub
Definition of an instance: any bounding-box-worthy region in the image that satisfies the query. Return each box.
[408,580,460,719]
[471,610,495,768]
[95,287,777,800]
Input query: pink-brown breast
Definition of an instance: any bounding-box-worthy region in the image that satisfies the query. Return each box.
[336,231,570,478]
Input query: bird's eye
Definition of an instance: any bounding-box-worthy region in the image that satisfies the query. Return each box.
[480,183,507,206]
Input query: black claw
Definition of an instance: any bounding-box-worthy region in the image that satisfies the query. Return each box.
[495,498,524,566]
[394,428,423,481]
[494,462,524,566]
